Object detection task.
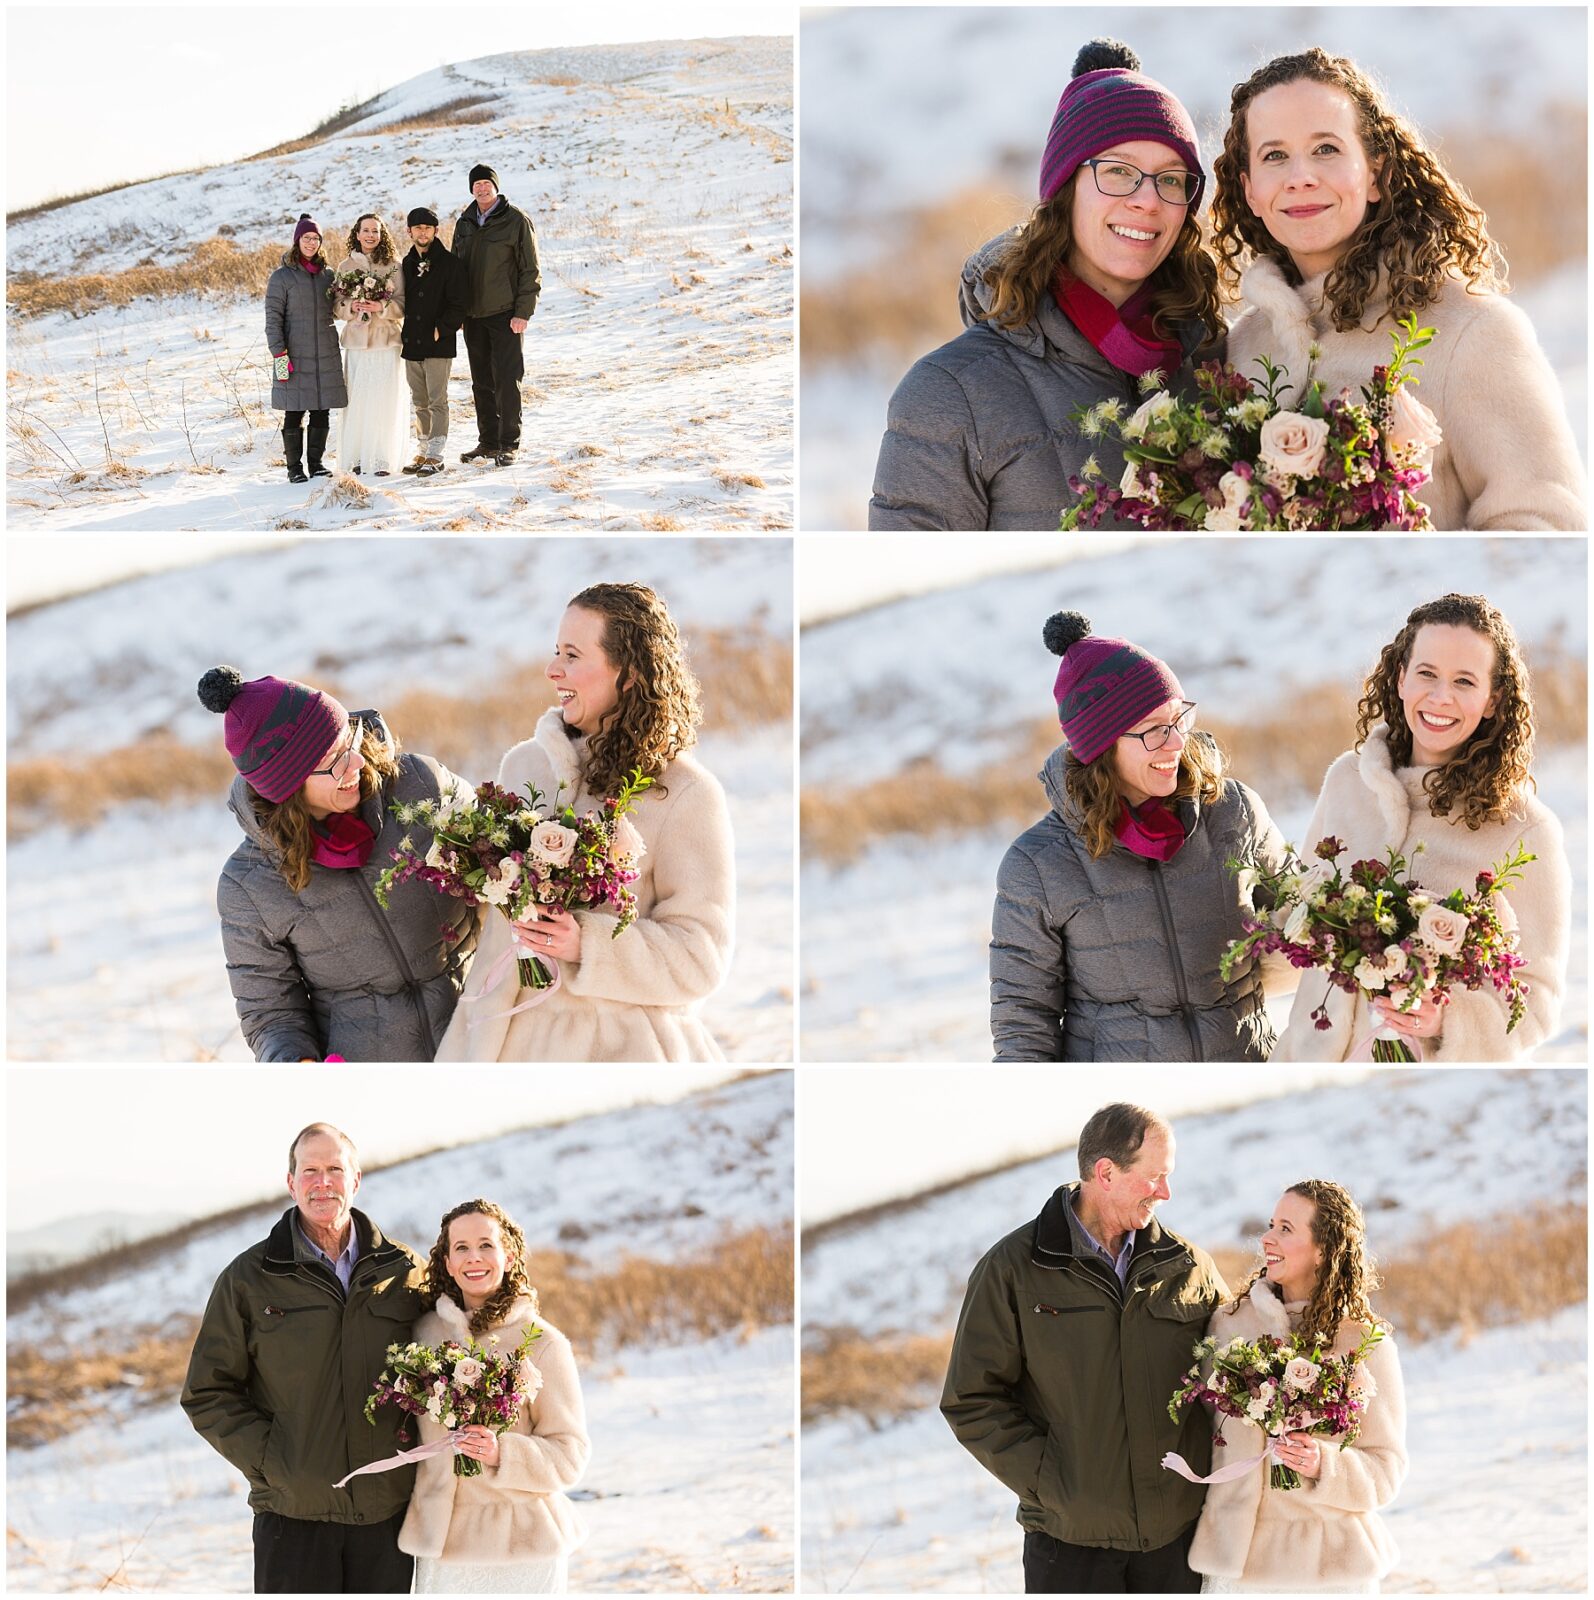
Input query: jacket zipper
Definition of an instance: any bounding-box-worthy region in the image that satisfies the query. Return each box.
[353,872,436,1057]
[1147,859,1204,1061]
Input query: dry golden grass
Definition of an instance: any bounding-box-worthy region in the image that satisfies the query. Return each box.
[802,651,1587,866]
[7,1226,791,1449]
[802,1206,1585,1427]
[7,628,792,841]
[7,168,206,223]
[10,238,286,318]
[367,95,498,135]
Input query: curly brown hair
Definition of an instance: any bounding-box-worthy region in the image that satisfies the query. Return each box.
[1355,593,1534,829]
[250,719,403,894]
[566,583,703,800]
[980,178,1223,348]
[345,213,398,267]
[1063,728,1227,860]
[1211,48,1506,327]
[1236,1179,1390,1349]
[424,1198,539,1338]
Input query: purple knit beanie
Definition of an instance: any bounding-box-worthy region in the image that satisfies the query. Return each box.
[1039,39,1204,205]
[1045,611,1183,765]
[292,214,322,247]
[197,666,349,804]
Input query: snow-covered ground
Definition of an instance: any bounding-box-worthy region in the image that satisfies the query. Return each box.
[7,37,792,532]
[6,1073,796,1593]
[798,7,1587,529]
[800,1070,1588,1593]
[7,538,795,1062]
[799,539,1588,1061]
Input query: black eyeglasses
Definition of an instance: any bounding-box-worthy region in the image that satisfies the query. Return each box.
[1123,702,1198,751]
[307,710,387,780]
[1080,158,1203,208]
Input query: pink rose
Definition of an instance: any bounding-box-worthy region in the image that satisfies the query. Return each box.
[1258,410,1330,479]
[1384,384,1443,467]
[1416,903,1467,956]
[529,821,578,868]
[608,814,646,865]
[452,1356,485,1389]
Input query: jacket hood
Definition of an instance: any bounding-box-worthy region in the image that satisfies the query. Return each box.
[1037,733,1215,839]
[227,770,388,853]
[960,230,1211,364]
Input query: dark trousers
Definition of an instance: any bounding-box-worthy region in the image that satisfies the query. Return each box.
[1023,1524,1201,1594]
[252,1510,413,1594]
[279,409,330,431]
[462,312,525,450]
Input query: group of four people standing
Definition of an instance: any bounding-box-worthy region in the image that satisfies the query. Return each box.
[265,163,540,483]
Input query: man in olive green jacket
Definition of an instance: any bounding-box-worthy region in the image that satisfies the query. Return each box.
[942,1103,1227,1593]
[182,1123,426,1593]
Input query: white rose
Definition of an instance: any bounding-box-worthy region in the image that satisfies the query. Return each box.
[1284,1356,1321,1392]
[1417,903,1468,956]
[1245,1397,1268,1423]
[1382,945,1409,977]
[1354,956,1389,991]
[1218,470,1252,515]
[1259,410,1331,479]
[1203,503,1243,532]
[529,821,579,868]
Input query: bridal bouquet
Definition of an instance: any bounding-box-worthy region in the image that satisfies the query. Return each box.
[376,768,652,990]
[1061,315,1438,532]
[1219,835,1533,1061]
[1167,1322,1383,1490]
[327,265,395,322]
[365,1327,542,1478]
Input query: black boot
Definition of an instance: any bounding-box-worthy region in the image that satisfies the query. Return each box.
[306,421,332,477]
[283,425,307,484]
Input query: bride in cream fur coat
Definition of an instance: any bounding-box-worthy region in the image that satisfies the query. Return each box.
[1188,1180,1406,1594]
[400,1199,588,1594]
[1213,48,1585,531]
[436,583,734,1064]
[1274,594,1569,1062]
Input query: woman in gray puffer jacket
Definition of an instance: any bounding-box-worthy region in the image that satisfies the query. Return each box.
[265,214,348,482]
[990,613,1292,1062]
[869,39,1222,531]
[201,666,477,1062]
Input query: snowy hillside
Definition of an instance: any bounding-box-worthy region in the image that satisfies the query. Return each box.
[6,1073,796,1593]
[7,538,795,1062]
[7,37,792,531]
[799,538,1588,1061]
[798,7,1587,528]
[800,1069,1587,1593]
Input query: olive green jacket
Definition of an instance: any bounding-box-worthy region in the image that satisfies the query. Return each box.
[181,1207,426,1524]
[941,1183,1227,1551]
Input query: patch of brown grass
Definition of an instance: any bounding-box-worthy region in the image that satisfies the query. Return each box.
[7,1226,791,1449]
[9,238,287,319]
[716,470,768,492]
[802,649,1587,866]
[800,186,1029,367]
[366,95,498,135]
[801,1206,1585,1428]
[7,628,792,841]
[6,168,206,223]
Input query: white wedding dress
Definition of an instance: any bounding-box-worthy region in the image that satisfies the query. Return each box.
[413,1552,568,1593]
[340,345,408,475]
[1202,1578,1377,1594]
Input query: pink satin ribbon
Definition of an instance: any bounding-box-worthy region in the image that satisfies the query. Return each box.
[1347,1024,1425,1063]
[462,929,562,1028]
[1161,1439,1279,1485]
[332,1429,463,1488]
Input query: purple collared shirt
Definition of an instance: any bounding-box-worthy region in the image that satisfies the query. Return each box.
[296,1214,360,1293]
[1068,1193,1135,1286]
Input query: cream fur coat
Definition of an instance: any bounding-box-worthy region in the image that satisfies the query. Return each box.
[334,250,405,352]
[397,1295,588,1564]
[1227,258,1586,530]
[435,708,734,1063]
[1273,724,1569,1062]
[1187,1279,1406,1591]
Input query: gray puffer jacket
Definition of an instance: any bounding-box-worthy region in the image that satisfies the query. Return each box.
[218,753,479,1061]
[990,740,1288,1062]
[869,231,1218,530]
[265,251,349,411]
